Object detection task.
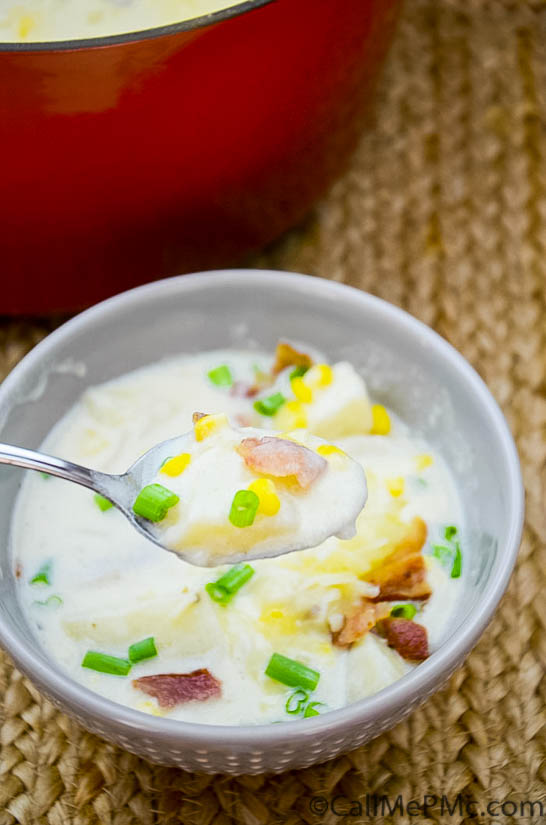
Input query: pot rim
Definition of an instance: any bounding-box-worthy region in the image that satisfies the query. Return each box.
[0,0,273,53]
[0,270,524,749]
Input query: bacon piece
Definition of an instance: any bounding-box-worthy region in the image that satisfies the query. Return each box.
[133,669,221,708]
[333,600,392,648]
[233,342,314,398]
[379,618,429,661]
[230,381,259,399]
[271,341,313,376]
[333,518,431,648]
[192,411,207,423]
[237,436,327,489]
[367,517,431,602]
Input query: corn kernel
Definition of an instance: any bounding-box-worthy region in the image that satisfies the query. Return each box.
[291,376,313,403]
[248,478,281,516]
[416,453,433,471]
[370,404,391,435]
[137,701,165,717]
[161,453,191,477]
[317,444,346,457]
[18,14,35,39]
[386,477,405,497]
[305,363,333,388]
[194,413,228,441]
[260,606,299,634]
[274,400,307,430]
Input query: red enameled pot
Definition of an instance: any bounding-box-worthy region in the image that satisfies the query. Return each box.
[0,0,400,314]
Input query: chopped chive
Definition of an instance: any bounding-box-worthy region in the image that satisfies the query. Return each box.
[40,472,51,481]
[416,477,428,488]
[451,545,462,578]
[33,594,63,608]
[433,525,463,579]
[304,701,324,718]
[265,653,320,691]
[82,651,132,676]
[206,563,255,605]
[253,392,286,417]
[229,490,259,528]
[94,493,114,512]
[30,561,52,586]
[208,365,233,387]
[285,688,309,715]
[133,483,179,522]
[128,636,158,663]
[432,544,453,565]
[391,603,417,620]
[289,365,309,380]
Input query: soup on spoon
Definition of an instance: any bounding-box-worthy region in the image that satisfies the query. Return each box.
[0,416,367,567]
[133,414,367,566]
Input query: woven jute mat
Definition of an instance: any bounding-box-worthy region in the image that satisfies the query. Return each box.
[1,0,545,822]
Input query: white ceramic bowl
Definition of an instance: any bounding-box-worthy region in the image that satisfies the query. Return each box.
[0,271,524,774]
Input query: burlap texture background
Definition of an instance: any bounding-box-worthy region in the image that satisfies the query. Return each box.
[1,0,545,822]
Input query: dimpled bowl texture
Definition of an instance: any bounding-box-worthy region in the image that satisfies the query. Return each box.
[0,271,523,774]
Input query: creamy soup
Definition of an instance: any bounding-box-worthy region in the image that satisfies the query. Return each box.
[139,422,368,566]
[0,0,244,42]
[12,343,464,725]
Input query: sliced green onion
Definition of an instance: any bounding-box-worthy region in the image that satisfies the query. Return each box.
[206,563,255,605]
[304,701,324,718]
[30,561,52,586]
[208,365,233,387]
[444,525,458,541]
[81,651,131,676]
[289,365,309,380]
[432,544,453,566]
[285,688,309,715]
[265,653,320,691]
[391,603,417,620]
[433,527,462,579]
[253,392,286,417]
[133,483,179,522]
[33,594,63,608]
[128,636,158,663]
[229,490,259,528]
[451,545,462,578]
[94,493,114,512]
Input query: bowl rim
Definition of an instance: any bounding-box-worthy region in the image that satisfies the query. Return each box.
[0,269,524,746]
[0,0,273,53]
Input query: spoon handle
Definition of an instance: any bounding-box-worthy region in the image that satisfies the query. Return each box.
[0,442,114,495]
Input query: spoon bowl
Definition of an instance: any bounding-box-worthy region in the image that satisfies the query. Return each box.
[0,424,367,567]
